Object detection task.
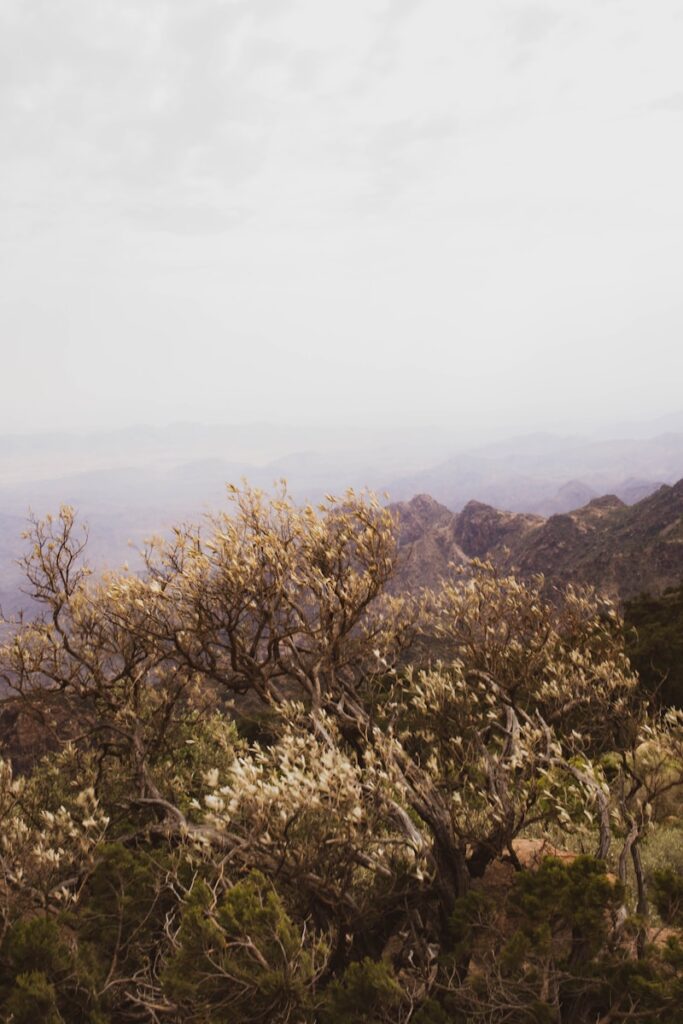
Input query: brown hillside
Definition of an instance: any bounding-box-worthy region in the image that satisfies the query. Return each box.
[392,479,683,601]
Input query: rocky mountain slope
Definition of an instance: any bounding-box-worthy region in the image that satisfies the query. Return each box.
[2,423,682,619]
[2,473,682,620]
[393,478,683,601]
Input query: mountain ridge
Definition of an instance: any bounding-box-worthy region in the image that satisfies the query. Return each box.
[392,478,683,601]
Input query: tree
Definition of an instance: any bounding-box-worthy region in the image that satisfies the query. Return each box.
[0,485,681,1022]
[624,584,683,709]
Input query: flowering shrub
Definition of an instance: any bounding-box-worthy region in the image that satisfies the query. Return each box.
[0,488,680,1021]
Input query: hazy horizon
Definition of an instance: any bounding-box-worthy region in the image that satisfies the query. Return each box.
[2,0,683,437]
[3,407,683,618]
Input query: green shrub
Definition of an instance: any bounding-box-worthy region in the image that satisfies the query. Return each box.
[162,871,323,1023]
[321,957,403,1024]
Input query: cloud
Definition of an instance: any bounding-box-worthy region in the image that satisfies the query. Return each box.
[123,200,252,235]
[504,3,564,48]
[0,0,300,232]
[650,91,683,112]
[502,3,566,70]
[2,0,683,436]
[348,113,460,212]
[349,0,426,88]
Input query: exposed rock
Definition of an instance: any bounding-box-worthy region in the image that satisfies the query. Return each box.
[391,478,683,601]
[452,500,542,559]
[500,481,683,600]
[390,493,452,545]
[389,494,468,592]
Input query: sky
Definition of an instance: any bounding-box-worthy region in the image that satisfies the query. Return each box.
[1,0,683,437]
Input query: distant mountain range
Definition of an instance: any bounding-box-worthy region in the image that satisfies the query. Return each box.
[2,421,683,615]
[392,479,683,601]
[385,431,683,515]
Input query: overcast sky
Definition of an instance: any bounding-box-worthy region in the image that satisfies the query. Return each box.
[1,0,683,437]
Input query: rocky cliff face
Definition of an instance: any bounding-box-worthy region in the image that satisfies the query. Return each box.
[499,484,683,599]
[390,495,468,592]
[391,480,683,601]
[392,493,453,545]
[451,500,543,558]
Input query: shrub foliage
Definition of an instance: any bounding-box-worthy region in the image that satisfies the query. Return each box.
[0,487,681,1022]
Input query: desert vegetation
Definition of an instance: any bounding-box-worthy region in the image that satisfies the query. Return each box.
[0,486,681,1022]
[624,584,683,710]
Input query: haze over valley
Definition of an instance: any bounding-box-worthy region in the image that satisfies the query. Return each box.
[3,411,683,617]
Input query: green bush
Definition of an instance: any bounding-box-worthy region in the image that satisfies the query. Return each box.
[162,871,323,1023]
[320,957,403,1024]
[624,585,683,709]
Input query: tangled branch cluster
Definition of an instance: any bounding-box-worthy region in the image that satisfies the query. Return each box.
[0,487,681,1022]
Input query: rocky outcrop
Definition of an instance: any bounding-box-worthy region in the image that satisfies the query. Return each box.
[391,493,452,545]
[499,483,683,600]
[392,480,683,601]
[390,495,468,592]
[451,500,542,559]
